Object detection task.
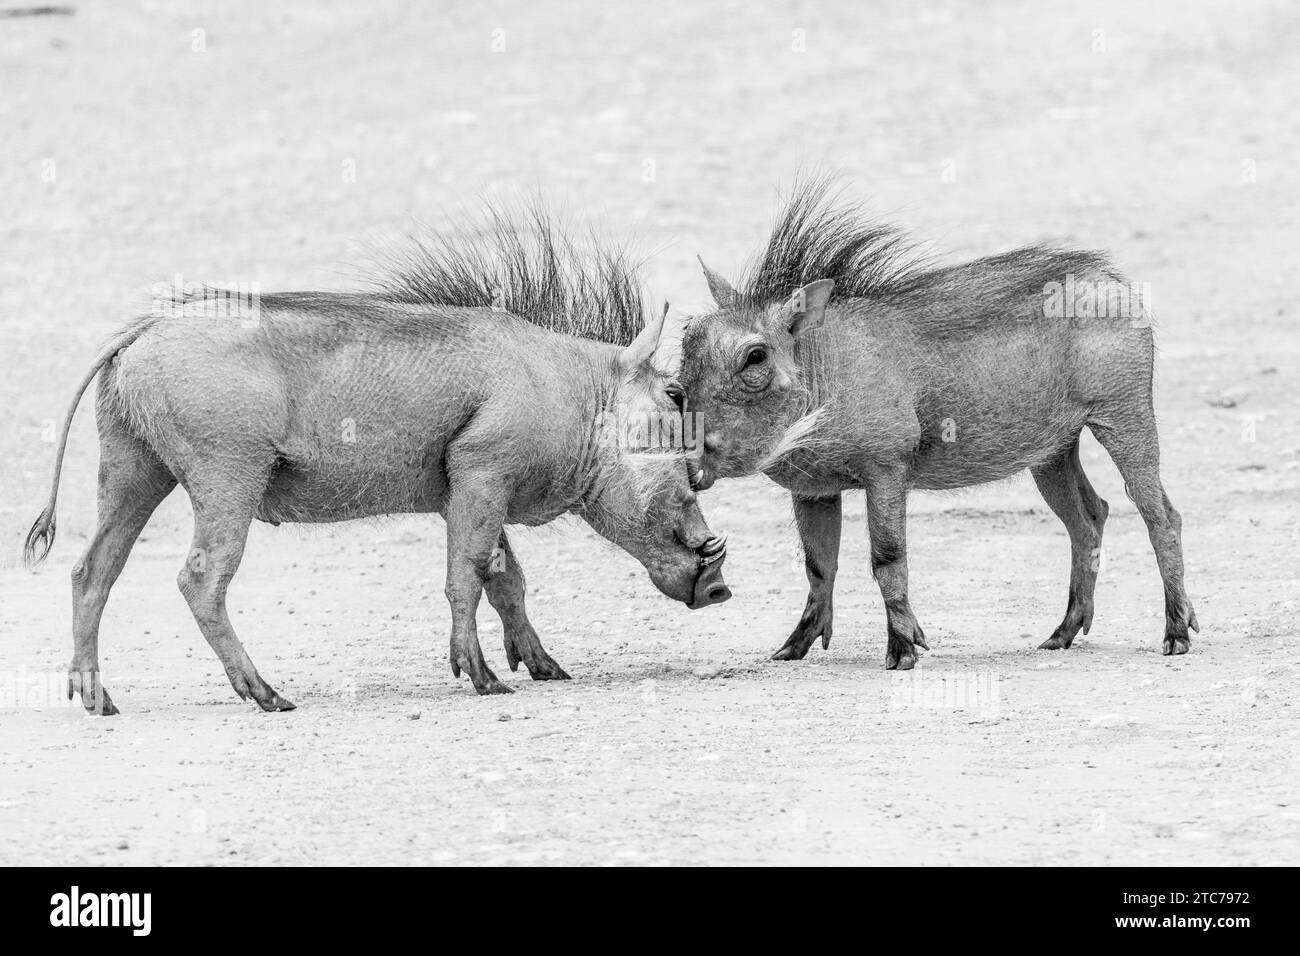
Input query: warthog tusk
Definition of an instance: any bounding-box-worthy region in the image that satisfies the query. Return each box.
[698,534,727,561]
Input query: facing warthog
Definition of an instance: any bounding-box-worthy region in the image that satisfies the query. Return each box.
[679,178,1197,669]
[24,208,729,713]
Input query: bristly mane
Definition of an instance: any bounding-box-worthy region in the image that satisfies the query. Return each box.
[736,173,926,307]
[737,175,1119,317]
[373,201,647,346]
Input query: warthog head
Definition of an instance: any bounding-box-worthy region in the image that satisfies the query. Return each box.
[677,259,834,489]
[376,201,731,609]
[677,174,921,488]
[581,305,731,608]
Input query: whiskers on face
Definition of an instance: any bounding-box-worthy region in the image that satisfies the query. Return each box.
[754,405,827,472]
[621,447,692,518]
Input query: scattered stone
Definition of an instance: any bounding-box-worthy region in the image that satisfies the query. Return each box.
[1205,386,1248,408]
[692,664,735,680]
[1089,713,1143,728]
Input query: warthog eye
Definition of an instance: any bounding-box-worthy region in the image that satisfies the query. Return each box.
[745,347,767,367]
[666,382,686,413]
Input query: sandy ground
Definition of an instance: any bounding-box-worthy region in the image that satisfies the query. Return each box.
[1,0,1298,865]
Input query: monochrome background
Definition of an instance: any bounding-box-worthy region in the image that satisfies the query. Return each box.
[1,0,1295,865]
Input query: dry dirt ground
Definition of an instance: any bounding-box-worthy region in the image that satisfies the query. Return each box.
[1,1,1297,865]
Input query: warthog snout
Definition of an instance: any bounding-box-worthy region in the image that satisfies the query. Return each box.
[688,535,731,609]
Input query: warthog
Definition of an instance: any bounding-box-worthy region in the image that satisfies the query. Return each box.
[24,208,730,713]
[679,178,1197,669]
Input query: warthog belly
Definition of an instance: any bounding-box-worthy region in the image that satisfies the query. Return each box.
[255,455,448,524]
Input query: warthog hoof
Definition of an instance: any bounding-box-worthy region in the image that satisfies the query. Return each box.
[474,677,514,695]
[886,643,918,670]
[885,622,927,670]
[1038,630,1076,651]
[451,655,514,695]
[228,670,295,712]
[770,642,809,662]
[254,691,296,712]
[772,602,833,660]
[524,656,571,681]
[1162,608,1198,656]
[68,671,118,716]
[503,634,571,681]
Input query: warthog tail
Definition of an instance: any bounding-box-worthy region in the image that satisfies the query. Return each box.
[23,317,158,569]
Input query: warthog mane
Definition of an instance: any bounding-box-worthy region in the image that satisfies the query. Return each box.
[734,171,927,309]
[733,172,1121,340]
[372,200,649,347]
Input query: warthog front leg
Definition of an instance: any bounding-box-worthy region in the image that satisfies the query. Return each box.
[178,481,294,712]
[1030,438,1109,650]
[483,532,570,681]
[865,470,928,670]
[68,426,176,715]
[444,477,513,695]
[772,493,841,661]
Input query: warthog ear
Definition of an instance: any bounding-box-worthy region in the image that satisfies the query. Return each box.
[780,279,834,338]
[698,255,737,309]
[618,301,670,372]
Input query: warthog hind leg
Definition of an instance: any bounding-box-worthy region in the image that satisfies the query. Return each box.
[866,471,928,670]
[1030,437,1109,650]
[68,420,177,715]
[178,473,294,711]
[484,532,570,680]
[773,494,841,661]
[1090,413,1199,655]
